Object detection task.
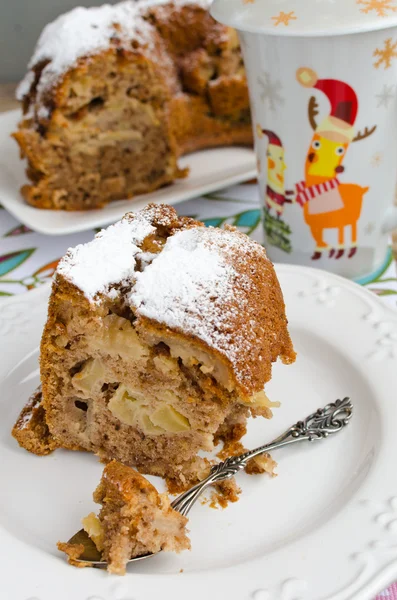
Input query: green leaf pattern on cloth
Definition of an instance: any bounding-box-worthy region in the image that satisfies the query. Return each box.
[0,184,396,307]
[201,217,227,228]
[0,249,35,276]
[370,288,397,296]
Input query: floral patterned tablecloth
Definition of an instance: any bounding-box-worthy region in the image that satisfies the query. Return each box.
[1,183,396,303]
[1,183,397,599]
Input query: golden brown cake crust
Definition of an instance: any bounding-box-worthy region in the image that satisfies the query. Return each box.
[131,221,296,397]
[12,386,60,455]
[13,0,252,211]
[96,460,160,506]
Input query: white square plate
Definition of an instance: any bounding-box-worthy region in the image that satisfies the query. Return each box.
[0,110,256,235]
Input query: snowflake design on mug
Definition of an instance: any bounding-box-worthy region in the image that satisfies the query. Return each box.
[376,83,395,107]
[271,11,297,26]
[357,0,397,17]
[373,38,397,68]
[257,72,284,110]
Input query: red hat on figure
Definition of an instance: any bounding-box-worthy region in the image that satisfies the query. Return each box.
[262,129,283,146]
[256,124,283,146]
[296,67,358,142]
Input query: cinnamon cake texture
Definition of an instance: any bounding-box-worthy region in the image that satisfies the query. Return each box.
[13,0,252,211]
[13,204,295,489]
[58,460,190,574]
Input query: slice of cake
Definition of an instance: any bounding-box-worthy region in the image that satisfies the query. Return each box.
[13,0,251,211]
[13,203,295,489]
[58,460,190,574]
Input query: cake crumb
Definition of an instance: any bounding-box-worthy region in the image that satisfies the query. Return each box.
[166,477,189,495]
[165,457,212,495]
[217,438,277,476]
[57,542,93,568]
[246,453,277,476]
[165,460,240,509]
[216,439,245,461]
[210,479,241,509]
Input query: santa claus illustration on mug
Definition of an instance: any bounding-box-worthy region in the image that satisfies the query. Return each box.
[256,125,293,218]
[296,68,376,260]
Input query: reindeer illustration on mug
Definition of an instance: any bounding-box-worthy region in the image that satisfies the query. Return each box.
[295,68,376,260]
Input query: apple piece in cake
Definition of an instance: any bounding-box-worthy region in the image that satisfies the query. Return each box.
[13,203,296,488]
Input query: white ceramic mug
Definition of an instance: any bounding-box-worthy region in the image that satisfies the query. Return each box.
[211,0,397,280]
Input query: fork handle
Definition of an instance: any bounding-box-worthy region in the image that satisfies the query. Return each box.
[171,397,352,516]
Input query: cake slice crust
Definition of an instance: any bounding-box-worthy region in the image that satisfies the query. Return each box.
[12,386,60,456]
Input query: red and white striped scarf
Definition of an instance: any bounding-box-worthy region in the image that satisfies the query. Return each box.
[295,177,340,207]
[266,184,286,207]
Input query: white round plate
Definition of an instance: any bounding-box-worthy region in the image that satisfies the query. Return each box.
[0,110,256,236]
[1,264,397,600]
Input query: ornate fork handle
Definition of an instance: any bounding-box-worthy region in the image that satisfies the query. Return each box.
[171,397,353,516]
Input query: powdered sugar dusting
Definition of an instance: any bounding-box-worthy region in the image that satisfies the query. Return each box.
[130,227,256,371]
[137,251,158,269]
[20,397,41,429]
[140,0,211,9]
[16,70,35,101]
[17,0,212,106]
[57,214,155,300]
[20,412,33,428]
[37,104,51,119]
[54,205,276,387]
[17,1,154,104]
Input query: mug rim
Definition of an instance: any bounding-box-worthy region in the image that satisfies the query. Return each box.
[210,2,397,38]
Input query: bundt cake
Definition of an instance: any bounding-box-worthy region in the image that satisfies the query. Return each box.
[58,460,190,574]
[12,203,295,488]
[13,0,252,211]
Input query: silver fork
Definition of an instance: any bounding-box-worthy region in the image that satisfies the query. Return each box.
[67,397,353,565]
